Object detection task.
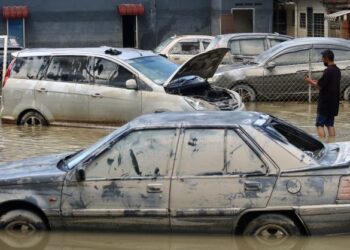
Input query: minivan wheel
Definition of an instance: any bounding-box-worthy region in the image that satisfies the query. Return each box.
[344,86,350,101]
[19,111,48,126]
[243,214,300,245]
[0,209,48,250]
[231,84,256,102]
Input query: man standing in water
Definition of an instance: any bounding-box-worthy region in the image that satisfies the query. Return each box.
[304,50,341,138]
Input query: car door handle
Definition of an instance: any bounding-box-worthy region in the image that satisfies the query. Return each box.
[147,183,163,193]
[244,181,262,191]
[91,93,103,98]
[36,88,48,93]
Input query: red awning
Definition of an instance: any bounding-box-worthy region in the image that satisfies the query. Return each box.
[2,6,29,19]
[117,4,145,16]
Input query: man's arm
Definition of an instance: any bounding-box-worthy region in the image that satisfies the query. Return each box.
[304,75,319,89]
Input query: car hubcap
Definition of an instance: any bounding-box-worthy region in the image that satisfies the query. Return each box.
[236,87,253,102]
[5,220,37,236]
[254,224,289,245]
[24,116,42,126]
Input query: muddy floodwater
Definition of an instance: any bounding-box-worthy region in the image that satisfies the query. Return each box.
[0,102,350,249]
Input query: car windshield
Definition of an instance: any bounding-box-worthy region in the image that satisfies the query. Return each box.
[154,37,175,53]
[262,117,326,160]
[127,56,179,85]
[254,42,286,64]
[66,123,130,169]
[205,36,222,51]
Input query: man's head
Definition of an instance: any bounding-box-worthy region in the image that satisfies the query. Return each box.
[321,49,334,67]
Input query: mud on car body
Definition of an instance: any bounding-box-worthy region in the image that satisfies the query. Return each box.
[0,111,350,243]
[0,47,243,126]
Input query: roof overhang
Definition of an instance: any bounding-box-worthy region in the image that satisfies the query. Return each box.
[2,6,29,19]
[117,4,145,16]
[325,10,350,21]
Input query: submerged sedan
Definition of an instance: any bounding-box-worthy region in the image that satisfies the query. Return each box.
[0,111,350,240]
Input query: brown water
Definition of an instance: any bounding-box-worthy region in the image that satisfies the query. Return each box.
[0,102,350,249]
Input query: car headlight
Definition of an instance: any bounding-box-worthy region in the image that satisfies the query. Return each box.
[184,97,216,111]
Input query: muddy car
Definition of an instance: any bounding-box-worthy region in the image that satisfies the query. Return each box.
[154,35,213,64]
[1,47,243,126]
[0,111,350,240]
[211,37,350,101]
[206,33,292,65]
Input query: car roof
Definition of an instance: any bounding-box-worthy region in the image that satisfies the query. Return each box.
[128,111,264,129]
[269,37,350,53]
[170,35,214,40]
[11,47,156,61]
[215,32,293,39]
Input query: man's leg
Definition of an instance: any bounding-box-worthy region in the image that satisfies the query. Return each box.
[317,126,326,138]
[327,126,336,137]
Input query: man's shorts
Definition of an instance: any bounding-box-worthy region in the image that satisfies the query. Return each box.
[316,113,335,127]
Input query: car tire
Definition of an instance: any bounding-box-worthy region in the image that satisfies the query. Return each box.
[19,111,48,126]
[0,209,48,250]
[344,86,350,101]
[242,214,301,249]
[231,84,256,102]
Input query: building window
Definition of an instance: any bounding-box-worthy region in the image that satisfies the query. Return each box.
[307,7,313,36]
[313,13,325,37]
[300,13,306,28]
[7,19,25,47]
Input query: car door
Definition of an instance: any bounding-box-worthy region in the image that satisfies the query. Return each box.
[262,46,311,100]
[35,55,90,122]
[61,128,179,231]
[170,128,276,233]
[167,39,200,64]
[88,57,142,124]
[311,45,350,98]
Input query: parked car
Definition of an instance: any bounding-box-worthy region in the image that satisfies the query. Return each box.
[206,33,292,65]
[0,37,22,80]
[0,111,350,240]
[211,37,350,102]
[1,47,243,126]
[154,35,213,64]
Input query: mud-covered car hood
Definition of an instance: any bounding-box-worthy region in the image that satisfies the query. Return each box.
[0,153,70,186]
[164,48,229,87]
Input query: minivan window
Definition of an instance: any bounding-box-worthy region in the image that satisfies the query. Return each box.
[170,40,200,55]
[46,56,92,83]
[127,56,178,85]
[93,58,134,88]
[11,56,50,80]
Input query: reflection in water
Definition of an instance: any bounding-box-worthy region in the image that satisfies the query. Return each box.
[1,231,350,250]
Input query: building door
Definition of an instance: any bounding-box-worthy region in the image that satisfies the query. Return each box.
[122,16,136,48]
[232,9,254,32]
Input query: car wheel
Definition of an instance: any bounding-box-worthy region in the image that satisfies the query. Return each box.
[19,111,48,126]
[242,214,300,248]
[231,84,256,102]
[344,86,350,101]
[0,209,48,250]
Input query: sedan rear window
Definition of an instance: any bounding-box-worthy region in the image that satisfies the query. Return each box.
[263,118,325,160]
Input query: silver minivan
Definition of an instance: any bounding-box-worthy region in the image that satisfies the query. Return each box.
[1,47,244,126]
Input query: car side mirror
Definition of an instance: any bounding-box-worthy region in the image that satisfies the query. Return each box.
[75,166,86,182]
[266,61,276,70]
[126,79,138,90]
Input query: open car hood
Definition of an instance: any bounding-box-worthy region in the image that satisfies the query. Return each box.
[163,48,230,87]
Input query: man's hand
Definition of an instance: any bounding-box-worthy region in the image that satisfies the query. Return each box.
[304,75,318,87]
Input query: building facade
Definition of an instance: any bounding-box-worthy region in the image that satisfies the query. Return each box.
[0,0,273,49]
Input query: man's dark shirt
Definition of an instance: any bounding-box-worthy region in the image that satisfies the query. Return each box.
[317,64,341,117]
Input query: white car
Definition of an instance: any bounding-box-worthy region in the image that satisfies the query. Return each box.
[1,47,244,126]
[154,35,213,64]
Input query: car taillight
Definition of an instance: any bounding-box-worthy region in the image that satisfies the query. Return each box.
[337,176,350,200]
[2,58,15,87]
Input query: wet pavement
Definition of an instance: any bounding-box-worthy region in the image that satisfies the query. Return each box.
[0,102,349,249]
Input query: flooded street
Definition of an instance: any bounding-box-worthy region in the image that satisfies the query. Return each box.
[0,102,349,250]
